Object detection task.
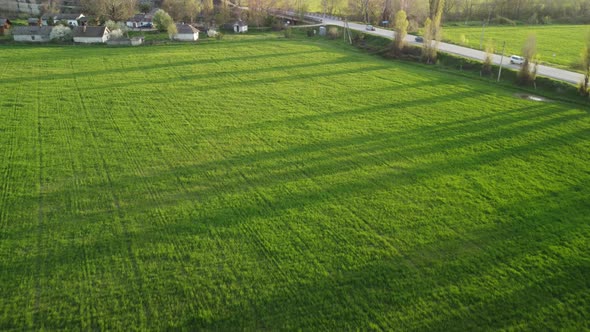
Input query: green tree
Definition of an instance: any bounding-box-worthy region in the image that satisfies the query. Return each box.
[517,34,538,85]
[167,23,178,39]
[153,9,174,33]
[392,10,408,55]
[421,17,434,63]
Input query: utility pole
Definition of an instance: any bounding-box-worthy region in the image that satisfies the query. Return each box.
[497,41,506,82]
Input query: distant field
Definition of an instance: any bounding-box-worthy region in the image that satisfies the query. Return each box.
[1,34,589,330]
[442,24,590,71]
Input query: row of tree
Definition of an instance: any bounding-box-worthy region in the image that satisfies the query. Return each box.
[340,0,590,26]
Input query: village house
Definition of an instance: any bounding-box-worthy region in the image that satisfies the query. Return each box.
[12,26,52,42]
[233,20,248,33]
[126,11,155,29]
[54,13,85,27]
[172,24,199,41]
[73,26,110,43]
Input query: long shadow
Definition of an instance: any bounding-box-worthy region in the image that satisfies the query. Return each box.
[178,181,590,330]
[81,54,391,92]
[3,96,588,329]
[3,48,326,85]
[19,99,587,236]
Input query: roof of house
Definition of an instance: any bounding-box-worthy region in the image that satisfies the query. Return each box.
[12,26,52,36]
[0,18,11,25]
[176,24,199,35]
[234,20,247,27]
[28,18,40,24]
[73,26,109,38]
[128,13,154,22]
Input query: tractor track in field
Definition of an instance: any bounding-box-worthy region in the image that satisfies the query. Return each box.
[71,60,152,328]
[54,83,97,329]
[0,70,19,228]
[34,65,45,325]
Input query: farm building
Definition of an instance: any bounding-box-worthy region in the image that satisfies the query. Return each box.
[172,24,199,41]
[73,26,109,43]
[12,26,52,42]
[233,20,247,33]
[0,18,11,35]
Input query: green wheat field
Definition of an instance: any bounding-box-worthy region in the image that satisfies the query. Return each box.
[442,24,590,71]
[1,33,589,330]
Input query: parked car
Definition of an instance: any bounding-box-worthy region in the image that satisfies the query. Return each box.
[415,36,424,42]
[510,55,525,65]
[365,24,375,31]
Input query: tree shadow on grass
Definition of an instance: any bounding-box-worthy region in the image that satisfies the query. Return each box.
[3,93,588,329]
[182,180,590,330]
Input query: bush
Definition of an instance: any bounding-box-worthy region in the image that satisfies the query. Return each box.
[49,25,72,42]
[105,20,124,32]
[153,9,174,33]
[109,29,124,40]
[215,32,224,40]
[207,29,218,38]
[167,23,177,39]
[284,27,292,38]
[327,27,340,39]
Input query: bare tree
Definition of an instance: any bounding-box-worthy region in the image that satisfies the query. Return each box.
[81,0,137,21]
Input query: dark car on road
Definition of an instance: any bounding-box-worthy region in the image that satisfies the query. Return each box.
[415,36,424,42]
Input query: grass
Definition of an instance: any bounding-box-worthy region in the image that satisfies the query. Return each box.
[0,33,589,330]
[441,24,590,71]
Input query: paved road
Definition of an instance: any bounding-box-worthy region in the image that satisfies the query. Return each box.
[314,16,584,85]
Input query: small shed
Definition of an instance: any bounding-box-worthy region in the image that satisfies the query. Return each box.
[73,26,110,43]
[233,20,247,33]
[12,26,52,42]
[173,24,199,41]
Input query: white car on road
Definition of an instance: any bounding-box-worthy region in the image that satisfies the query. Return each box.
[510,55,525,65]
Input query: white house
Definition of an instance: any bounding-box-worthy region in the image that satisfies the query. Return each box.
[233,20,247,33]
[12,26,52,42]
[54,13,85,27]
[172,24,199,41]
[73,26,110,43]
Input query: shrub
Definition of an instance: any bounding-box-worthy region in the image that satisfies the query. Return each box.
[167,23,177,39]
[109,29,124,40]
[284,27,292,38]
[327,26,339,39]
[49,25,72,42]
[215,32,224,40]
[153,9,174,33]
[207,29,218,38]
[482,42,494,75]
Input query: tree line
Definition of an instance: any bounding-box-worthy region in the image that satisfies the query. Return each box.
[343,0,590,26]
